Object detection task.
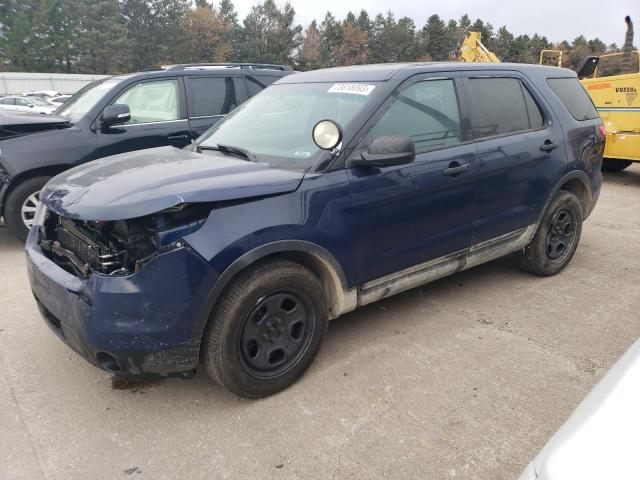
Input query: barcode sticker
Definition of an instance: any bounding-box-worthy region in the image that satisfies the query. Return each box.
[328,83,376,95]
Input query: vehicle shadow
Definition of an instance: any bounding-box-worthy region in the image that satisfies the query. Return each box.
[602,163,640,187]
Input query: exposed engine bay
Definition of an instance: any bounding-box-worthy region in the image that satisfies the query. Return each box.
[38,204,211,277]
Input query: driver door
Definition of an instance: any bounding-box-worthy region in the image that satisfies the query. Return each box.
[96,78,191,158]
[346,74,477,284]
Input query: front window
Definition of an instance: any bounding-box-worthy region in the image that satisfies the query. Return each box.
[112,79,180,124]
[196,82,383,169]
[56,78,123,122]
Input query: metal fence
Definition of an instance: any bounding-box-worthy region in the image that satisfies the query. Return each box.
[0,72,110,95]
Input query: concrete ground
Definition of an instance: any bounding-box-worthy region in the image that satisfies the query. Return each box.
[1,167,639,480]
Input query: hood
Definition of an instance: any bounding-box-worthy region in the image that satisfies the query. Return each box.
[0,111,70,138]
[41,146,305,220]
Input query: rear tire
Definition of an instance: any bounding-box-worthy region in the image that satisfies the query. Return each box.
[4,176,50,242]
[202,260,329,398]
[602,158,632,172]
[514,190,583,276]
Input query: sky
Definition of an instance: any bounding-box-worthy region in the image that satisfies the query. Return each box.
[230,0,636,46]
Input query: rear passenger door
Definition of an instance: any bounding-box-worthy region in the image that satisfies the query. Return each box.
[460,74,566,243]
[185,75,244,138]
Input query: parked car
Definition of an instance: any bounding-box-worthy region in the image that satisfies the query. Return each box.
[519,338,640,480]
[49,94,72,105]
[23,90,61,100]
[0,63,293,240]
[26,62,604,398]
[0,95,58,114]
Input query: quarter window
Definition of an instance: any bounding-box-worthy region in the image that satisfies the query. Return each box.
[187,77,236,117]
[369,79,462,153]
[465,77,544,140]
[547,78,599,121]
[112,79,180,124]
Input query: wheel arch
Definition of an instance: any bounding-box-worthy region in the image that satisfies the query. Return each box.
[1,165,69,215]
[191,240,356,355]
[546,170,593,221]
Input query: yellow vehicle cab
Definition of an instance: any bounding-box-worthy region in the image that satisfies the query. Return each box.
[581,50,640,171]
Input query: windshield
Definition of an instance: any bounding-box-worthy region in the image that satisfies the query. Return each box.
[196,82,382,168]
[55,78,122,122]
[29,97,53,106]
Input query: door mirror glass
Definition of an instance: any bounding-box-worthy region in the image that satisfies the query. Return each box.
[352,135,416,168]
[312,119,343,150]
[102,104,131,126]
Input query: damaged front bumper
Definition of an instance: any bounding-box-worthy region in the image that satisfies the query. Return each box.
[26,228,220,375]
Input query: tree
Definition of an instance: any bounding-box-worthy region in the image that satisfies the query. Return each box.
[74,0,129,74]
[120,0,191,70]
[239,0,301,65]
[422,14,448,61]
[319,12,342,66]
[334,21,368,66]
[186,4,234,63]
[297,20,323,70]
[369,11,417,63]
[218,0,240,61]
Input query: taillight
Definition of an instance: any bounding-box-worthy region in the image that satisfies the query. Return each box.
[597,125,607,139]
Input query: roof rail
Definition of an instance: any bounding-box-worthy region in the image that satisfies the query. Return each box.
[163,63,293,72]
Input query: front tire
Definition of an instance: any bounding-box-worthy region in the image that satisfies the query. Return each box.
[514,190,583,276]
[602,158,632,172]
[202,260,329,398]
[4,176,50,242]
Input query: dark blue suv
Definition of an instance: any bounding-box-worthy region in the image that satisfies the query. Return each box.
[26,63,605,397]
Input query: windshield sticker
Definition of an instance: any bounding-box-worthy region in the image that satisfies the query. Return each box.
[328,83,376,96]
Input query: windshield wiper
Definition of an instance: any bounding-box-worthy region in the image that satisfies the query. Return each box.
[197,143,258,162]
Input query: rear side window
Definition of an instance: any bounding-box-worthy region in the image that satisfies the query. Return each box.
[369,79,461,153]
[547,78,599,120]
[0,97,15,105]
[187,77,237,117]
[246,75,281,97]
[464,77,541,139]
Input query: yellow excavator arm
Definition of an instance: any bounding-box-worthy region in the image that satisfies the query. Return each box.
[459,32,501,63]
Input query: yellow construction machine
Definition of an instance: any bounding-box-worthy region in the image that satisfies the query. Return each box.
[459,17,640,172]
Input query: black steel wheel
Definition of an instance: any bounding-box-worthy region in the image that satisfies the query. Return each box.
[239,291,316,379]
[514,190,583,276]
[545,208,577,263]
[202,260,328,398]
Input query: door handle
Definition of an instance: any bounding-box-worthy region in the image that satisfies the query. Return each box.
[442,162,471,176]
[168,135,189,144]
[540,140,560,152]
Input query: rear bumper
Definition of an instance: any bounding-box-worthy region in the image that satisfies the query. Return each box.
[26,230,219,375]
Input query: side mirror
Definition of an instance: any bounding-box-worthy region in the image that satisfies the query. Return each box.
[351,136,416,168]
[28,104,34,108]
[102,104,131,127]
[312,119,343,150]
